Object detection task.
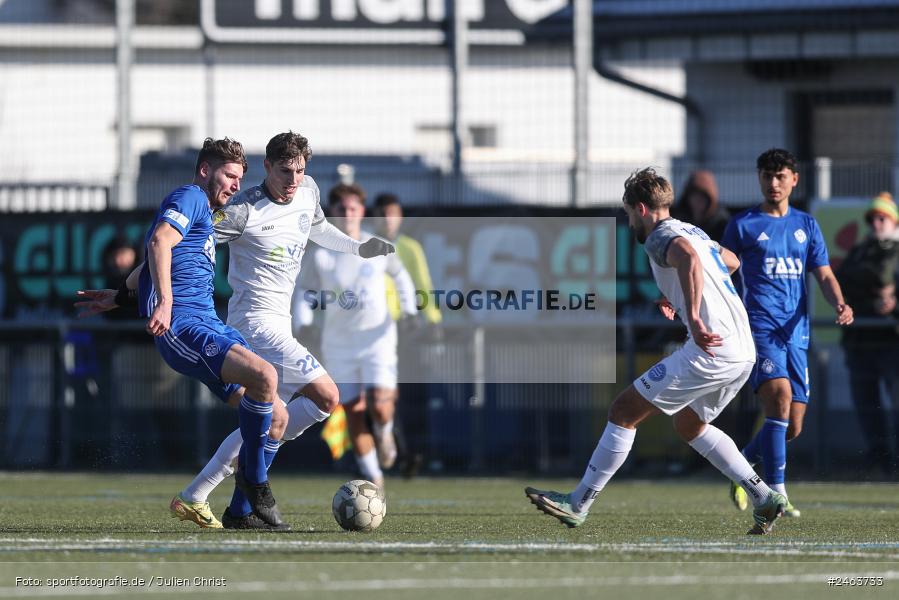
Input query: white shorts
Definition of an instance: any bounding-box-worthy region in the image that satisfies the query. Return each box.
[325,350,398,405]
[634,346,753,423]
[242,321,327,404]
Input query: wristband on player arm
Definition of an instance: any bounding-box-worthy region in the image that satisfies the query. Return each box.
[114,281,138,309]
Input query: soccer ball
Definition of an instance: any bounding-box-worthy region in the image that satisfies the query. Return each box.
[332,479,386,532]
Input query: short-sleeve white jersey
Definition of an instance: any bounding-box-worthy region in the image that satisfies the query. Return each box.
[213,176,360,328]
[644,218,755,363]
[311,231,414,358]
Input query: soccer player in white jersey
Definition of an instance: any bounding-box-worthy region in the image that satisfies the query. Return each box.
[298,183,418,488]
[525,168,788,535]
[167,132,395,529]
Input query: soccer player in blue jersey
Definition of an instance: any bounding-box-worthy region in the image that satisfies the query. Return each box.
[77,138,290,529]
[722,148,854,517]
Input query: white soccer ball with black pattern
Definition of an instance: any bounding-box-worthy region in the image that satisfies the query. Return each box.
[332,479,386,532]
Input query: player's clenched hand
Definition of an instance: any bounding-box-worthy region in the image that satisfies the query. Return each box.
[836,303,854,326]
[358,237,395,258]
[688,318,723,357]
[655,297,676,320]
[74,289,117,318]
[146,302,172,337]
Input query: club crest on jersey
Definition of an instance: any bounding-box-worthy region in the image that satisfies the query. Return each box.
[648,363,667,382]
[299,213,310,234]
[212,210,225,225]
[204,343,220,357]
[794,229,807,244]
[761,358,775,374]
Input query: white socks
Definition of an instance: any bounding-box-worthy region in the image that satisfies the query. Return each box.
[771,483,787,497]
[571,423,636,514]
[181,396,330,504]
[356,448,383,483]
[283,396,330,441]
[182,428,241,503]
[688,424,773,507]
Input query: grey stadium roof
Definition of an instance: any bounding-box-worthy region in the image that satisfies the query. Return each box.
[537,0,899,41]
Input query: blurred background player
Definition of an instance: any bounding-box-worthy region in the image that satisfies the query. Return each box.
[170,132,394,529]
[672,170,730,243]
[526,168,787,535]
[836,192,899,478]
[723,148,854,517]
[298,183,418,488]
[373,192,443,477]
[76,138,291,529]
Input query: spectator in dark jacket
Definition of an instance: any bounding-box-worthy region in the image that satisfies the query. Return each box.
[836,192,899,477]
[673,170,730,243]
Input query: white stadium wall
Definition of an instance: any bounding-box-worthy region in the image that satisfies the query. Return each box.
[0,29,685,206]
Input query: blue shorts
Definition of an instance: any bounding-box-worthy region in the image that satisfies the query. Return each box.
[750,332,810,403]
[155,312,251,402]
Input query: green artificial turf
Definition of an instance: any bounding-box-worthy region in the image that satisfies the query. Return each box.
[0,473,896,599]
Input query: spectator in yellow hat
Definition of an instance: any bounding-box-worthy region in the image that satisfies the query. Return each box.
[835,191,899,478]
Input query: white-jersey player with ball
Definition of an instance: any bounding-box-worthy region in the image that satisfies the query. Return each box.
[170,132,395,529]
[298,183,417,488]
[526,167,788,535]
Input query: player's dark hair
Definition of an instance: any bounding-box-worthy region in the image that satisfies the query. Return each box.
[194,137,247,175]
[372,193,401,216]
[266,131,312,164]
[374,193,400,209]
[328,183,367,207]
[622,167,673,210]
[756,148,798,173]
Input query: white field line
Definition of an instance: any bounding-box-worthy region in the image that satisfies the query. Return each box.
[1,571,899,597]
[1,538,899,560]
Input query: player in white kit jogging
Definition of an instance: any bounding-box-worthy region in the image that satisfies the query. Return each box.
[298,183,418,488]
[169,133,395,529]
[525,168,788,535]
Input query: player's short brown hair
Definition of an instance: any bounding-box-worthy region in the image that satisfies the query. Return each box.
[265,131,312,165]
[328,183,366,207]
[194,137,247,174]
[623,167,673,210]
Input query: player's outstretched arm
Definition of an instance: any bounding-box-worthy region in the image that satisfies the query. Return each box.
[74,289,117,318]
[666,237,723,356]
[74,262,145,318]
[812,265,854,325]
[358,236,395,258]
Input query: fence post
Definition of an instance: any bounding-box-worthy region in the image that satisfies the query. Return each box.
[56,322,72,469]
[815,157,832,201]
[469,325,485,472]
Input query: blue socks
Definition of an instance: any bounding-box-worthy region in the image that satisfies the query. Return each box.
[238,395,273,484]
[742,429,762,465]
[229,436,280,517]
[746,417,788,485]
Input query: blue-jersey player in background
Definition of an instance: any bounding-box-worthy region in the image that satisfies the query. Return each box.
[77,138,290,530]
[722,148,854,517]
